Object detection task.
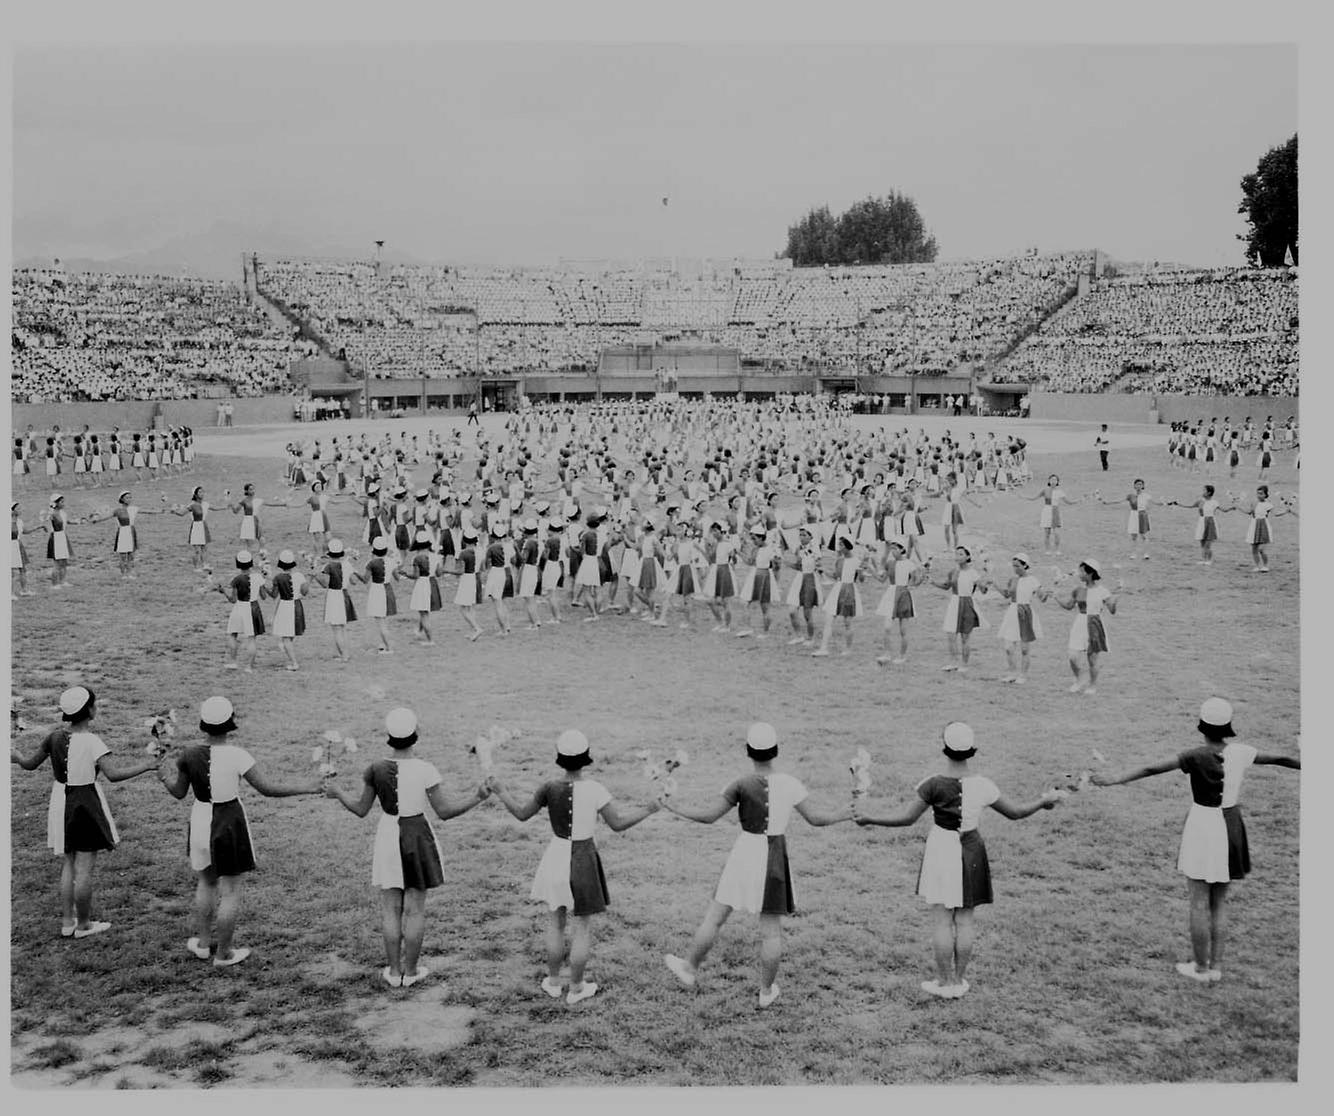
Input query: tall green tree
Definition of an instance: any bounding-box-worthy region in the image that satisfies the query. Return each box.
[781,193,937,266]
[783,206,840,267]
[1238,134,1297,266]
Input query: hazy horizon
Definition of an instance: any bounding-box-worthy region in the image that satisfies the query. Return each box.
[13,42,1297,271]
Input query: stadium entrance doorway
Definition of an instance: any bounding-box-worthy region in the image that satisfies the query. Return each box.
[480,381,518,413]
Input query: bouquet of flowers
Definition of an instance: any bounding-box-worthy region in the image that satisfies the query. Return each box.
[313,729,358,777]
[143,708,178,756]
[467,724,518,772]
[636,747,689,798]
[849,747,872,797]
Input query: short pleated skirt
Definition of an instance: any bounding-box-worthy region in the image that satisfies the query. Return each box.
[1068,614,1107,653]
[131,452,146,468]
[824,582,862,618]
[1246,518,1271,546]
[714,832,795,916]
[410,575,443,611]
[1177,803,1249,883]
[147,451,160,469]
[786,571,822,610]
[574,554,603,587]
[671,564,697,596]
[531,835,609,915]
[74,456,87,474]
[635,558,663,593]
[107,453,121,471]
[45,457,60,476]
[942,504,964,528]
[188,520,210,546]
[900,513,924,538]
[369,581,399,618]
[227,599,266,636]
[13,457,27,475]
[998,602,1040,643]
[114,524,137,554]
[240,515,258,541]
[943,595,987,634]
[917,826,992,909]
[47,531,71,561]
[1195,516,1218,543]
[373,813,445,891]
[484,566,513,600]
[273,597,306,637]
[308,510,330,535]
[1127,510,1150,535]
[189,798,255,875]
[90,455,104,473]
[518,563,540,597]
[619,549,642,582]
[62,783,120,854]
[324,588,357,625]
[540,560,565,593]
[1040,505,1062,529]
[454,571,480,606]
[703,564,735,599]
[876,584,914,620]
[741,567,776,604]
[394,524,411,551]
[12,539,28,570]
[46,782,67,854]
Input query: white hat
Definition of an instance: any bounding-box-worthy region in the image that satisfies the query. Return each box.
[277,549,296,567]
[746,722,778,752]
[327,538,345,556]
[372,536,388,552]
[59,686,92,718]
[1200,697,1233,727]
[523,517,539,532]
[556,729,590,758]
[236,550,253,566]
[199,695,235,730]
[943,722,976,754]
[1081,558,1101,577]
[384,708,418,740]
[1012,552,1032,568]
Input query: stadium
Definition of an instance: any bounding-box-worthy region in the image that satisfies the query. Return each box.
[8,39,1304,1093]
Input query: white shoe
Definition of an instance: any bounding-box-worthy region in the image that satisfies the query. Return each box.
[665,954,696,989]
[759,983,780,1008]
[1068,682,1084,693]
[540,976,564,999]
[735,629,754,638]
[941,663,959,672]
[787,636,805,646]
[811,648,830,657]
[1174,961,1213,984]
[891,657,907,665]
[566,981,599,1005]
[920,979,955,999]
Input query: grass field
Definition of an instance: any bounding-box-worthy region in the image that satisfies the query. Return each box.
[8,415,1301,1087]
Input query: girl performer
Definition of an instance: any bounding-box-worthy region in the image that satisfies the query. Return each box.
[1104,479,1153,562]
[662,723,851,1008]
[1091,698,1300,983]
[875,538,925,666]
[169,486,212,570]
[325,707,491,987]
[489,729,660,1005]
[216,550,265,672]
[228,484,288,546]
[12,501,33,598]
[812,536,864,657]
[516,518,545,630]
[1053,559,1119,695]
[483,523,515,636]
[43,494,74,589]
[994,553,1047,685]
[1241,485,1294,574]
[853,721,1062,998]
[90,490,163,580]
[312,538,359,663]
[454,527,485,640]
[158,696,323,967]
[785,526,823,646]
[1025,474,1079,556]
[928,545,990,674]
[305,480,334,554]
[737,526,782,639]
[263,549,308,671]
[11,686,160,938]
[1166,484,1229,566]
[539,517,566,625]
[406,530,444,645]
[364,536,398,654]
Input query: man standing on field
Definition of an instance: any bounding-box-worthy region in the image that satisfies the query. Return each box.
[1095,424,1110,471]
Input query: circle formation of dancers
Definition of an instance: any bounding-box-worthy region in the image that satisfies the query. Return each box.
[12,400,1298,696]
[12,690,1299,1003]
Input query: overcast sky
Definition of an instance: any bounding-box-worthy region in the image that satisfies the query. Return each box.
[12,42,1296,268]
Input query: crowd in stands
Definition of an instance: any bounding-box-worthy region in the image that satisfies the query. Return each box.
[994,267,1298,397]
[11,270,306,404]
[253,253,1092,379]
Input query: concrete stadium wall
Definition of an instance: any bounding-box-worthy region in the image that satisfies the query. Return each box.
[12,396,300,431]
[1030,392,1299,425]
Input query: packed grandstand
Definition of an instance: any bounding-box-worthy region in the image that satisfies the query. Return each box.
[10,253,1298,402]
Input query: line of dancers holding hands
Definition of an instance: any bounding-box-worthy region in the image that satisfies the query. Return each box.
[13,688,1298,1006]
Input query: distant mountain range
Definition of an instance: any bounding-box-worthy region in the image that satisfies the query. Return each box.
[15,220,426,282]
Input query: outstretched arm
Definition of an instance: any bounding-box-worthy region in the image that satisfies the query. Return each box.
[98,754,160,782]
[853,797,928,828]
[794,798,854,826]
[244,765,323,797]
[1090,757,1178,787]
[325,778,377,817]
[485,778,543,821]
[990,789,1063,820]
[11,733,53,770]
[662,793,733,824]
[427,781,491,821]
[600,799,662,832]
[1253,752,1301,770]
[157,755,191,800]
